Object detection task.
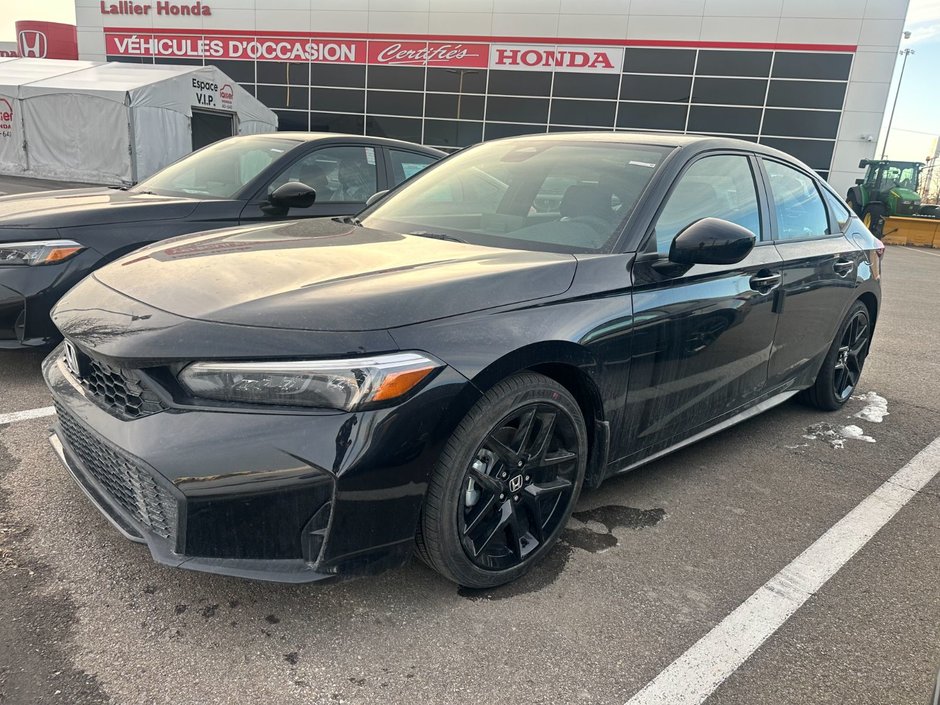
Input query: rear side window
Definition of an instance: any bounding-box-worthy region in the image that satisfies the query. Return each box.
[763,160,830,240]
[821,188,852,231]
[652,154,761,254]
[389,149,437,186]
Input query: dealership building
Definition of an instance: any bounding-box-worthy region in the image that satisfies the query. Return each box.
[15,0,912,193]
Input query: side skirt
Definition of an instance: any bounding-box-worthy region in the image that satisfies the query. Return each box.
[608,389,799,477]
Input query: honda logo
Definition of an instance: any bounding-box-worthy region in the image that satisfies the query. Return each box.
[18,30,47,58]
[508,475,524,493]
[63,340,80,379]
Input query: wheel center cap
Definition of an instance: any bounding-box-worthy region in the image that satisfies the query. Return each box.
[508,474,524,493]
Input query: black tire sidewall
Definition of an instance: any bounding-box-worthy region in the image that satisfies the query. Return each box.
[421,373,588,588]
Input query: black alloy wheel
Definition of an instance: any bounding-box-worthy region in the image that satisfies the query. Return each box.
[799,301,871,410]
[416,372,587,588]
[459,402,580,570]
[832,308,870,402]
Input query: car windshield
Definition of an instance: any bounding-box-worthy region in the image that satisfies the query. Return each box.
[133,136,300,199]
[362,139,671,254]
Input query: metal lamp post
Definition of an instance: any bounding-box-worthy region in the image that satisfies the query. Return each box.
[881,32,915,160]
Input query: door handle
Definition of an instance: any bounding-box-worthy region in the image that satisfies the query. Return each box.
[833,259,854,276]
[749,271,781,292]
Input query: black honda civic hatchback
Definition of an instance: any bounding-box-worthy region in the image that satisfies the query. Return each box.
[43,133,882,588]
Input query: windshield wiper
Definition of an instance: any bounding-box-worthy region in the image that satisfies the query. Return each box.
[408,230,467,244]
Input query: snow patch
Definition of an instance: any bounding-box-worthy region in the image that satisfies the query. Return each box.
[852,391,889,423]
[839,424,876,443]
[803,422,876,448]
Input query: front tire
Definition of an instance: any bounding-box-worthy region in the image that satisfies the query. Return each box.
[416,372,587,588]
[799,301,871,411]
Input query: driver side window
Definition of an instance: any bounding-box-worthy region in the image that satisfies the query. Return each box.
[652,155,761,255]
[267,146,378,204]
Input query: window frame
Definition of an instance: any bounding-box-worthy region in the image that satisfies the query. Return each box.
[639,149,770,258]
[247,141,388,205]
[757,157,843,242]
[384,148,440,189]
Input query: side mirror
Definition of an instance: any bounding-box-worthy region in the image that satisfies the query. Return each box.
[855,178,864,185]
[268,182,317,210]
[669,217,755,266]
[365,189,389,207]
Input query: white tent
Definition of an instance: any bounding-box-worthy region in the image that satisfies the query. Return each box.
[0,58,101,174]
[4,60,277,185]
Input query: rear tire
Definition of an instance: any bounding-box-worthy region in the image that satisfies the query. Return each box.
[416,372,587,588]
[862,203,886,237]
[798,301,871,411]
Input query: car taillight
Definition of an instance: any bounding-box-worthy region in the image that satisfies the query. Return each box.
[875,239,885,259]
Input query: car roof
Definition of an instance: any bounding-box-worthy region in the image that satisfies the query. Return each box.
[259,131,446,155]
[495,131,812,171]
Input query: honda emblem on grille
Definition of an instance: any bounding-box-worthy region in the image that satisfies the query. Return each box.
[63,340,80,378]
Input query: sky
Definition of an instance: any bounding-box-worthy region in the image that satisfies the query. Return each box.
[0,0,938,160]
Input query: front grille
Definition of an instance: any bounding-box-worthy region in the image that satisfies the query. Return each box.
[77,353,167,420]
[55,401,178,541]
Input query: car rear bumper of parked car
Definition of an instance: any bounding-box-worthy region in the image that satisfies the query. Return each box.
[42,346,477,583]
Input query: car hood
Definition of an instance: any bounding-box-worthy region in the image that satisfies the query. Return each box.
[91,218,577,332]
[0,188,200,229]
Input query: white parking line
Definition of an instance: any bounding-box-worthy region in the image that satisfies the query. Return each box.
[625,435,940,705]
[898,246,940,258]
[0,407,55,425]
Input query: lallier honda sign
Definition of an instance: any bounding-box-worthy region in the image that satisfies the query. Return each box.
[105,30,625,72]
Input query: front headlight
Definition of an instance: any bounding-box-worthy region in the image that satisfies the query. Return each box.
[177,353,441,411]
[0,240,84,266]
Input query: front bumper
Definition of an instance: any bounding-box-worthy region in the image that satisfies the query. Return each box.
[43,347,476,583]
[0,252,98,348]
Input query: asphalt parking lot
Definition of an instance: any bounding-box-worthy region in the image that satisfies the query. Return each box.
[2,210,939,703]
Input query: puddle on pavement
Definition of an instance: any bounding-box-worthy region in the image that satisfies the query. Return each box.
[458,504,665,601]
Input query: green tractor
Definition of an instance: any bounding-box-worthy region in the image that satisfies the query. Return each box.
[846,159,940,235]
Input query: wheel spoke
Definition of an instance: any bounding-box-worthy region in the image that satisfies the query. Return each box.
[472,501,511,557]
[521,478,571,541]
[852,322,868,348]
[526,411,557,462]
[847,366,859,387]
[463,494,498,537]
[469,466,502,495]
[835,366,848,394]
[520,492,546,542]
[483,434,519,469]
[527,477,573,498]
[510,407,538,454]
[506,502,529,560]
